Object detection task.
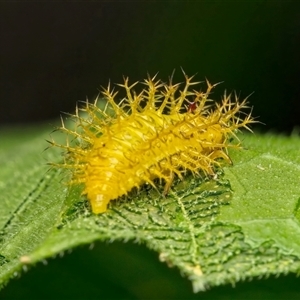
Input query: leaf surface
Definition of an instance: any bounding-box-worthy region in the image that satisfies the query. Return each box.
[0,125,300,292]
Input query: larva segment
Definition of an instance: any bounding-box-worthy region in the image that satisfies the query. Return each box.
[51,73,255,214]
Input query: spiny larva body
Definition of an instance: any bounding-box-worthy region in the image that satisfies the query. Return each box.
[51,73,254,214]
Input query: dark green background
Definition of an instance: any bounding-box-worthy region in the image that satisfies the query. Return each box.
[1,1,300,132]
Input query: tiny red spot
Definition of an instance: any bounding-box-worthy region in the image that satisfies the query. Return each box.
[188,102,197,113]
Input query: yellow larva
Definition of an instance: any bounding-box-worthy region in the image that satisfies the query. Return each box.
[50,72,254,214]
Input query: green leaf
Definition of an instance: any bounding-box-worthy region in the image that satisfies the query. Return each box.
[0,125,300,293]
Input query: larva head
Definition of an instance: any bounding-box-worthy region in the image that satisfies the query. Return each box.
[87,189,111,214]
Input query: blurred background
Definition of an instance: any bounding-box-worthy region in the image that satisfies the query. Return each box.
[1,1,299,132]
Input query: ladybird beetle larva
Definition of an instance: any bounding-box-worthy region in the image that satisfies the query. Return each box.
[50,72,254,214]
